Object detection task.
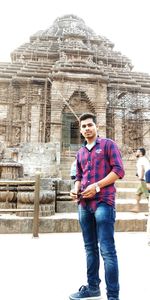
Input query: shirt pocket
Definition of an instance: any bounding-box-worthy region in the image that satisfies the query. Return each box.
[94,152,105,166]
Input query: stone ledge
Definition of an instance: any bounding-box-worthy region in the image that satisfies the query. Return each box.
[56,199,148,213]
[0,212,148,233]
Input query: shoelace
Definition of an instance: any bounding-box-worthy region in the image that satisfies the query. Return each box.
[79,285,88,292]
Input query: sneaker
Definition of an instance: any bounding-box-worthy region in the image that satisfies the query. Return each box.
[69,285,101,300]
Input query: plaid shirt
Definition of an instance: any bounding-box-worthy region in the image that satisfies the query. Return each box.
[76,137,125,209]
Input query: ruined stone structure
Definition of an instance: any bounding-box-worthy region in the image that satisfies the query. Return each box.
[0,14,150,179]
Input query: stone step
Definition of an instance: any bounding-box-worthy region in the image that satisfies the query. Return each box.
[116,187,148,199]
[116,199,148,212]
[0,212,148,233]
[60,158,137,180]
[49,212,148,232]
[56,187,147,200]
[124,176,138,181]
[56,199,148,213]
[47,212,148,232]
[56,179,139,192]
[61,170,137,181]
[116,180,138,188]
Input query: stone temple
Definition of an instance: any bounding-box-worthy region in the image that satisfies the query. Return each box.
[0,14,150,179]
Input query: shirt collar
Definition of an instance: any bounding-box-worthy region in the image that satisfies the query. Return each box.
[83,136,100,146]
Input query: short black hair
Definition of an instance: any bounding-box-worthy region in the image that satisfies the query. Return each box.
[79,112,96,123]
[138,147,146,156]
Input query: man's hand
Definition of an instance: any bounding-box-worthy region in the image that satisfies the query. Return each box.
[70,189,79,201]
[81,183,97,198]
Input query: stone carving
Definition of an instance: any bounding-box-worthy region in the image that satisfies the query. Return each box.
[62,25,86,36]
[69,97,80,108]
[0,13,150,181]
[0,142,5,160]
[59,51,67,61]
[13,127,21,144]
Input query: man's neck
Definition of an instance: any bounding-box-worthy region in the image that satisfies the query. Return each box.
[86,136,97,145]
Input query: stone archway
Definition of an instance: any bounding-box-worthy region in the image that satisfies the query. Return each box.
[62,91,95,152]
[62,113,80,151]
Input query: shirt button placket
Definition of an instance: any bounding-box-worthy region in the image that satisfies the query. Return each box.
[87,155,91,182]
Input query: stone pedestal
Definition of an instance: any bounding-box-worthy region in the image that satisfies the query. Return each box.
[0,161,23,179]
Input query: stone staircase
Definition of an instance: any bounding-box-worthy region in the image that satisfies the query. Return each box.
[0,158,149,233]
[53,158,149,232]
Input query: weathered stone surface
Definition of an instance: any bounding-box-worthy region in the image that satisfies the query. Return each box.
[0,14,150,180]
[0,14,149,233]
[0,212,148,233]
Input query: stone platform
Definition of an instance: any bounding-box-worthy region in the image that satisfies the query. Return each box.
[0,211,148,233]
[0,171,149,233]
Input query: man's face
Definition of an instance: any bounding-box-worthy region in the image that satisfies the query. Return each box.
[80,118,97,139]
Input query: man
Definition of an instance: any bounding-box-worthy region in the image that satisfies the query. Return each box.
[69,113,124,300]
[131,147,150,213]
[145,169,150,246]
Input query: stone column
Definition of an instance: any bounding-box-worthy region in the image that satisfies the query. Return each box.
[95,83,107,137]
[50,81,63,143]
[96,108,107,137]
[114,109,123,148]
[30,105,40,142]
[143,121,150,151]
[0,104,7,142]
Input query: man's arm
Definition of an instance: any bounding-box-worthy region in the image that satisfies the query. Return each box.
[97,171,119,188]
[70,180,81,200]
[138,165,145,180]
[107,140,125,179]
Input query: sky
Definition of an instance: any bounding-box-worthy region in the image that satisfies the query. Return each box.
[0,0,150,73]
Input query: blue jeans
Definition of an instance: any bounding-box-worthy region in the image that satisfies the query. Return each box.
[78,202,119,300]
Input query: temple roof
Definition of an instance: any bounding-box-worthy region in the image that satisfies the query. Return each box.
[10,14,117,63]
[0,14,150,93]
[31,15,96,39]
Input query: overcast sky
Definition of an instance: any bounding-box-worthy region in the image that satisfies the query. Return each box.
[0,0,150,73]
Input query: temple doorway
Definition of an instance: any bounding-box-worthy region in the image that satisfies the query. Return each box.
[61,90,95,152]
[62,113,82,152]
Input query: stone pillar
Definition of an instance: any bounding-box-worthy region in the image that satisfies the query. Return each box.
[50,81,63,143]
[114,109,123,148]
[143,121,150,152]
[30,105,40,142]
[95,84,107,137]
[96,108,107,137]
[0,104,7,142]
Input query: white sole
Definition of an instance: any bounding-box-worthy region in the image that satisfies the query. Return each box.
[69,296,101,300]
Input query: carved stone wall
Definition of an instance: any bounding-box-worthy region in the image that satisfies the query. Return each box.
[50,79,107,145]
[107,89,150,154]
[0,14,150,180]
[18,142,61,178]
